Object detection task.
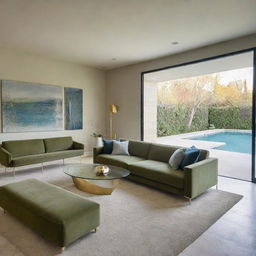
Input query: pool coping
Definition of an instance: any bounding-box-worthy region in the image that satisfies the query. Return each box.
[157,129,252,150]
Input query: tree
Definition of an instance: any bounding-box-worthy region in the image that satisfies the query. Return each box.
[158,74,216,128]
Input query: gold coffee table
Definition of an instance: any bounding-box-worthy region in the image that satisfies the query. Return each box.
[64,163,130,195]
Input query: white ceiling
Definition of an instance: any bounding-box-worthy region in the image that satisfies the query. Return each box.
[0,0,255,70]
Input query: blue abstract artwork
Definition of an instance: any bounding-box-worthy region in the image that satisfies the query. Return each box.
[64,87,83,130]
[2,80,63,132]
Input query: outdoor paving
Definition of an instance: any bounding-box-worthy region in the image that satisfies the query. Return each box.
[156,129,251,181]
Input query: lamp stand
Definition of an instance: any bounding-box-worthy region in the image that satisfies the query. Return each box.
[109,112,113,139]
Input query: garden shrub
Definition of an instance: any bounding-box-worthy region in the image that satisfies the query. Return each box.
[157,103,208,136]
[208,106,251,129]
[157,104,251,137]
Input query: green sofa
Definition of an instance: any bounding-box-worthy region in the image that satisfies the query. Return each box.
[94,140,218,202]
[0,136,84,175]
[0,179,100,251]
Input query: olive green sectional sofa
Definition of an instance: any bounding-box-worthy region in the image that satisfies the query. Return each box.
[0,179,100,251]
[0,136,84,175]
[94,140,218,202]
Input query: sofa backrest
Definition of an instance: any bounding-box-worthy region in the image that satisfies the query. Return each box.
[128,140,151,159]
[44,136,73,153]
[147,143,209,163]
[2,139,45,157]
[147,143,178,162]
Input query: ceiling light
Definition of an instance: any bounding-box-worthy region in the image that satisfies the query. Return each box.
[112,58,116,61]
[171,41,179,45]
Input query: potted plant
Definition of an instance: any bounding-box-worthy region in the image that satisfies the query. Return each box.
[91,133,103,147]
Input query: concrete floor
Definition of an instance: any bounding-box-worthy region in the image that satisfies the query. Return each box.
[179,176,256,256]
[157,129,252,181]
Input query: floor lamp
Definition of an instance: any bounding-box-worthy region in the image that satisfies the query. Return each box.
[109,104,119,139]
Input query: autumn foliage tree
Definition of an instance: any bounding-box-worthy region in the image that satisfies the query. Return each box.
[157,70,252,136]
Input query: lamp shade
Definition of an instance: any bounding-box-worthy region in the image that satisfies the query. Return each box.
[109,104,119,114]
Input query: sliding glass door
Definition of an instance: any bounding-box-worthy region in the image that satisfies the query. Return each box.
[142,48,256,182]
[253,49,256,183]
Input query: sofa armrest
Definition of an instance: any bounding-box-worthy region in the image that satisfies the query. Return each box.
[73,141,84,150]
[184,158,218,199]
[0,147,12,167]
[93,147,103,163]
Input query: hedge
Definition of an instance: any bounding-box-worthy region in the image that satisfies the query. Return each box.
[157,104,251,137]
[157,104,208,136]
[208,106,251,129]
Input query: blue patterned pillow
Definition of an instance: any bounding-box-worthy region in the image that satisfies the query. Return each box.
[180,146,200,170]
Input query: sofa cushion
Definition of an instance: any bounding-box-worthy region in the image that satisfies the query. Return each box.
[112,141,129,155]
[2,139,45,157]
[12,150,84,167]
[44,137,73,153]
[128,160,185,189]
[102,139,119,154]
[128,140,151,159]
[95,154,145,169]
[180,146,200,170]
[168,148,185,169]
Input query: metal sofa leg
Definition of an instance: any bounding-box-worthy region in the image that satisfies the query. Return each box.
[13,167,16,177]
[91,228,98,233]
[216,184,218,190]
[184,196,192,205]
[61,247,65,252]
[41,163,44,173]
[63,159,65,166]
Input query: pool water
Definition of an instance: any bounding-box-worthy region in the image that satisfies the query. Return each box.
[190,132,251,154]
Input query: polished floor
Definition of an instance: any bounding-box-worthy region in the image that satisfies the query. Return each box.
[1,157,255,256]
[179,176,256,256]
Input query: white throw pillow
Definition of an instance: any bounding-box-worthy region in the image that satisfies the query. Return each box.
[168,148,185,170]
[112,140,130,155]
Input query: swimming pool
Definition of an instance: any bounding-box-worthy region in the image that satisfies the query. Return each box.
[189,131,251,154]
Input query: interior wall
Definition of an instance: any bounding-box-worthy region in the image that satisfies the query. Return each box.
[106,34,256,140]
[0,48,106,155]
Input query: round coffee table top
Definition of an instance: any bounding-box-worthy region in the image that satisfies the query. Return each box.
[63,163,130,180]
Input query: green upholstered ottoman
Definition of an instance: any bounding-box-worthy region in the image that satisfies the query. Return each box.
[0,179,100,251]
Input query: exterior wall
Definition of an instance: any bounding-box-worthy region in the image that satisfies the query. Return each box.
[143,80,157,142]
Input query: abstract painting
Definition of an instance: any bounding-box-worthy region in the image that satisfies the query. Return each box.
[2,80,63,132]
[64,87,83,130]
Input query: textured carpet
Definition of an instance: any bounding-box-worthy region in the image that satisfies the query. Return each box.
[0,159,242,256]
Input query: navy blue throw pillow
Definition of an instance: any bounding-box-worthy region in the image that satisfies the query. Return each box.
[180,146,200,170]
[102,139,119,154]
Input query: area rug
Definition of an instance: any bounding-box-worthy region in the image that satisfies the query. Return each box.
[0,161,242,256]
